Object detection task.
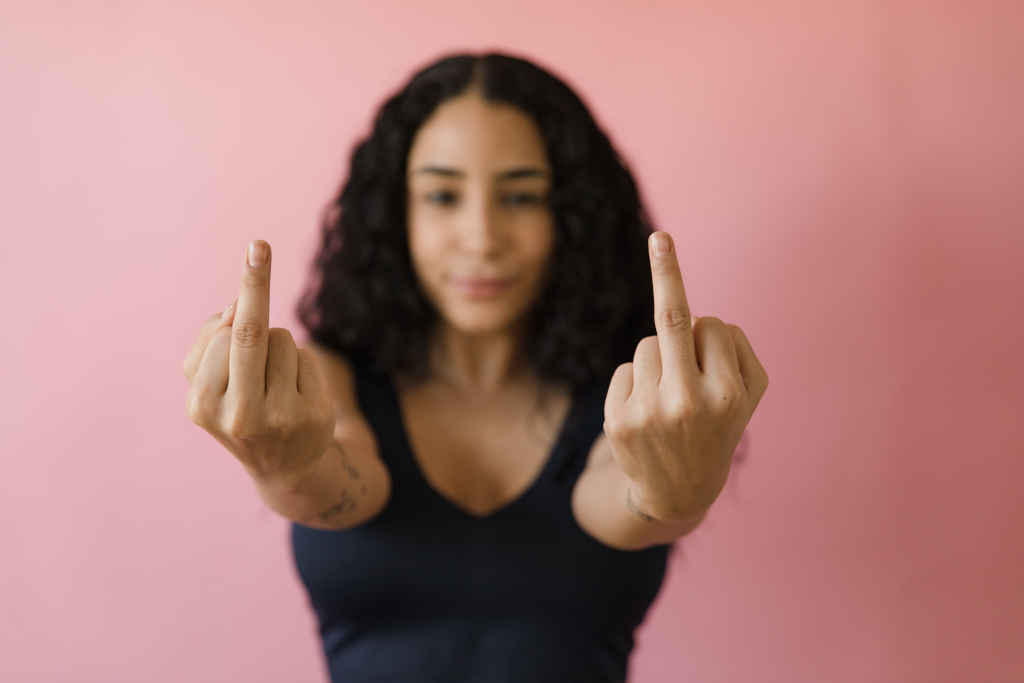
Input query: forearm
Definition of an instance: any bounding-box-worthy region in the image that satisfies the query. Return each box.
[248,437,387,530]
[623,480,710,547]
[575,454,711,550]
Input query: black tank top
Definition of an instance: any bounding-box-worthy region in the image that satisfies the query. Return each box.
[290,361,675,683]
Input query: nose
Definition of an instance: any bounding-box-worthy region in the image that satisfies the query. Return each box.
[455,193,503,257]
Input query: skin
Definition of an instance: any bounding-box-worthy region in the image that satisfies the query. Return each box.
[399,89,771,544]
[404,87,556,399]
[183,87,770,542]
[181,88,563,530]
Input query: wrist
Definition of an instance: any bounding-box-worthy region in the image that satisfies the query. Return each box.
[247,439,333,495]
[626,483,709,524]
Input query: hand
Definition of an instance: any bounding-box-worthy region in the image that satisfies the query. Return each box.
[603,231,769,521]
[182,240,335,489]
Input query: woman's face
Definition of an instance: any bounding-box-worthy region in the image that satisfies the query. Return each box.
[406,90,555,337]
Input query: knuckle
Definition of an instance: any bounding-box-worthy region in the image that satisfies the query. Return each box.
[603,410,631,437]
[303,399,327,429]
[212,325,234,344]
[232,320,266,348]
[185,391,206,424]
[304,407,329,436]
[223,402,260,439]
[610,408,644,436]
[263,402,297,434]
[268,327,294,344]
[711,388,742,413]
[223,417,252,440]
[640,401,662,424]
[186,385,220,426]
[657,307,691,329]
[660,397,693,424]
[677,395,706,420]
[268,328,296,356]
[633,337,658,361]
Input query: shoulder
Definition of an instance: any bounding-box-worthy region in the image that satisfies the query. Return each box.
[306,340,355,384]
[303,340,371,430]
[569,377,614,474]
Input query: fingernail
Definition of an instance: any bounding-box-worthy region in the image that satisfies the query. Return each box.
[248,240,267,267]
[650,232,670,255]
[221,298,236,321]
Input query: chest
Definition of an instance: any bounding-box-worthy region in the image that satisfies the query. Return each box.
[395,380,602,518]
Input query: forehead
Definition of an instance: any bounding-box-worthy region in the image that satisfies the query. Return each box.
[407,93,549,175]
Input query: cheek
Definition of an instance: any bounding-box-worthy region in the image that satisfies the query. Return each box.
[524,222,556,274]
[407,224,444,278]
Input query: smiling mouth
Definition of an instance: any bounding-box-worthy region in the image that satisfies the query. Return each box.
[451,276,515,297]
[453,276,513,286]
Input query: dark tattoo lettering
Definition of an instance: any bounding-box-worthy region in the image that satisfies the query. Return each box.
[317,488,357,523]
[337,444,361,480]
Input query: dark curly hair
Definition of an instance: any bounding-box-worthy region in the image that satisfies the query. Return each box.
[294,50,659,394]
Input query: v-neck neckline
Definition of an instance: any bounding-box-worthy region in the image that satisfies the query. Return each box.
[385,373,581,521]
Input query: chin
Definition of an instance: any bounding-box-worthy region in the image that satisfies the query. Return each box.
[442,302,526,335]
[447,313,516,335]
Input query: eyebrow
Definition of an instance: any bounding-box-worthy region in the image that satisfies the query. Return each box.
[411,165,550,180]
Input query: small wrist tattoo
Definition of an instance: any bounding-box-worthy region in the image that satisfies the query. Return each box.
[626,487,658,523]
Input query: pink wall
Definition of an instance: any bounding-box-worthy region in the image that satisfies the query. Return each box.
[2,1,1021,681]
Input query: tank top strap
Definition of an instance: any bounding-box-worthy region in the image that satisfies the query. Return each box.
[349,359,415,477]
[549,378,608,488]
[351,358,608,494]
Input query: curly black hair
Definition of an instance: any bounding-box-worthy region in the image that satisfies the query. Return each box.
[294,50,659,394]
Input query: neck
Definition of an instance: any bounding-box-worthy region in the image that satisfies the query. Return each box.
[427,320,530,396]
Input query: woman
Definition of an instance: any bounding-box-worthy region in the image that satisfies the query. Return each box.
[184,51,767,682]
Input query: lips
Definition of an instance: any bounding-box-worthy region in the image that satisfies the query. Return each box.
[454,277,512,286]
[451,275,515,298]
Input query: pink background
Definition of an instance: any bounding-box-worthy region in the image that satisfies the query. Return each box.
[2,1,1022,681]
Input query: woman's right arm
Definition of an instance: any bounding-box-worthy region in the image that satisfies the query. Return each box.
[252,342,392,531]
[182,240,391,531]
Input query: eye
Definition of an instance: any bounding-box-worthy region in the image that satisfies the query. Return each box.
[501,193,544,206]
[424,191,546,207]
[426,190,457,205]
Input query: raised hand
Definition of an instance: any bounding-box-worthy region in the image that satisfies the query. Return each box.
[602,230,769,521]
[183,240,335,488]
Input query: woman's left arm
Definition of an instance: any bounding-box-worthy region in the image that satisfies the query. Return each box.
[578,231,769,550]
[573,435,710,551]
